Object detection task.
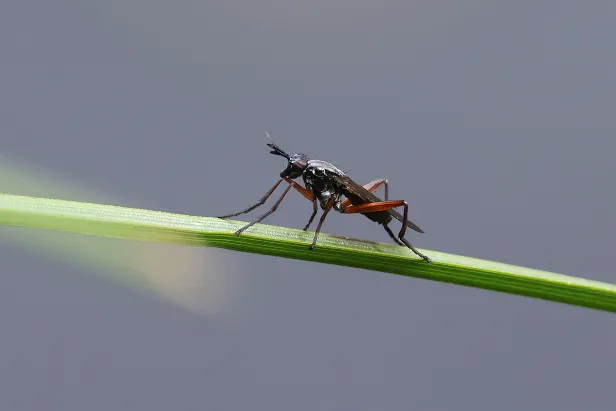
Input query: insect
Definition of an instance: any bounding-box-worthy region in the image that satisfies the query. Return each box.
[218,139,431,263]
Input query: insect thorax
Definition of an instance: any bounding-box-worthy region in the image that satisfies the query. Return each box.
[302,160,345,210]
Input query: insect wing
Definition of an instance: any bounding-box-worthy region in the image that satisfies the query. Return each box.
[337,176,424,233]
[387,208,424,233]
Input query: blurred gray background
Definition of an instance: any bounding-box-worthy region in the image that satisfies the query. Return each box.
[1,1,616,410]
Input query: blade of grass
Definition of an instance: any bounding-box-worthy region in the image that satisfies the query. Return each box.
[1,193,615,313]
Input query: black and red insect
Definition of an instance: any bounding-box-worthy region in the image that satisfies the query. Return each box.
[218,139,431,263]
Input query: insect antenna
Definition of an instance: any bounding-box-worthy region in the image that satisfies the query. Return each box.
[264,132,291,160]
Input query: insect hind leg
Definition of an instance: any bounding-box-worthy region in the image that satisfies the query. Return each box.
[342,199,431,263]
[339,178,389,209]
[396,201,431,263]
[383,223,404,246]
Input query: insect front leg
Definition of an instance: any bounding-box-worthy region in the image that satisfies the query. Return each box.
[235,184,293,235]
[218,179,284,219]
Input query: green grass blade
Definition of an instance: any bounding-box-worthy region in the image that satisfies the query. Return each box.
[1,193,615,313]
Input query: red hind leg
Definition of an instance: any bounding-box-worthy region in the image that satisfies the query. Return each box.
[341,200,431,263]
[339,178,389,208]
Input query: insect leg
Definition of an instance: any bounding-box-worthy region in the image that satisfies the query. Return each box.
[342,200,431,263]
[398,237,431,263]
[283,178,315,202]
[219,178,314,220]
[234,184,293,235]
[309,196,335,249]
[395,201,432,263]
[367,178,389,200]
[383,223,404,246]
[303,199,318,231]
[218,178,283,219]
[341,200,405,214]
[339,178,389,208]
[280,178,318,231]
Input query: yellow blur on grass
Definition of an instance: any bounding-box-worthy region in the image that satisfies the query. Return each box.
[0,155,238,316]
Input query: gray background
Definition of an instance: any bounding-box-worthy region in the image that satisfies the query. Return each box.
[1,1,616,410]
